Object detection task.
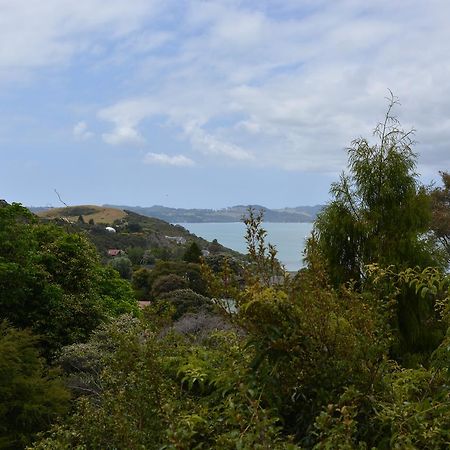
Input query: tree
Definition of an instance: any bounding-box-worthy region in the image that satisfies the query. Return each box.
[311,94,434,285]
[158,288,212,319]
[127,222,142,233]
[0,322,70,449]
[183,241,202,263]
[309,95,440,357]
[109,256,133,279]
[0,203,138,355]
[148,260,207,295]
[151,274,188,298]
[243,208,284,287]
[97,266,140,316]
[126,246,145,265]
[132,267,152,299]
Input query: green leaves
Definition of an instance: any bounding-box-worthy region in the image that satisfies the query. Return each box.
[0,322,70,449]
[0,203,139,356]
[312,97,434,287]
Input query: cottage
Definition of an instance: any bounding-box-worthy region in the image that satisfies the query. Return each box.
[107,249,124,257]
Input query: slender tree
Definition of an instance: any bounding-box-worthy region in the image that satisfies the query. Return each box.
[311,93,434,286]
[183,241,202,263]
[309,94,440,356]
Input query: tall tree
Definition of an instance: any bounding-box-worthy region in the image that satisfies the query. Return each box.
[309,95,440,356]
[311,94,434,286]
[183,241,202,263]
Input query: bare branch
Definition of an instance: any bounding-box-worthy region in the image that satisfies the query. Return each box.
[54,189,68,207]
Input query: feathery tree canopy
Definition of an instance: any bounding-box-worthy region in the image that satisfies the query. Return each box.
[312,95,435,286]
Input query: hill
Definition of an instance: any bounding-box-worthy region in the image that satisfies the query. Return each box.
[36,205,241,260]
[102,204,324,223]
[38,205,127,224]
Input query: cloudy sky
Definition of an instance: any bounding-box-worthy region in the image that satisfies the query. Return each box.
[1,0,449,208]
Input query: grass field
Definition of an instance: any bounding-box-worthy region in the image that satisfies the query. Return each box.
[38,205,127,225]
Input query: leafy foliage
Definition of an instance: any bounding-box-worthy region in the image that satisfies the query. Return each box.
[0,203,138,355]
[0,322,69,449]
[309,97,442,357]
[158,288,213,320]
[3,98,450,448]
[152,274,189,298]
[311,95,435,286]
[108,255,133,279]
[183,241,202,263]
[148,260,207,296]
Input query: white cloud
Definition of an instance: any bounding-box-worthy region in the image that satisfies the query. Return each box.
[102,126,144,146]
[91,0,450,172]
[73,121,93,140]
[3,0,450,173]
[0,0,161,73]
[184,123,253,161]
[144,152,195,167]
[98,99,158,146]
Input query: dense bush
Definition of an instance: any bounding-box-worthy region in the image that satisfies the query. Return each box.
[148,260,207,295]
[0,203,138,355]
[151,274,189,298]
[0,322,69,449]
[108,255,133,279]
[132,267,152,299]
[158,288,212,319]
[31,315,293,449]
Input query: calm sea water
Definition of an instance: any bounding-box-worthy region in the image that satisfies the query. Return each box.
[178,222,314,272]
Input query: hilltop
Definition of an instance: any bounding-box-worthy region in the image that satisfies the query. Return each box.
[38,205,127,224]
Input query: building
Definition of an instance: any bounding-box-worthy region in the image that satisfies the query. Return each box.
[107,249,125,257]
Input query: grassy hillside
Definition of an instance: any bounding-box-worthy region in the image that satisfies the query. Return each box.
[37,205,127,224]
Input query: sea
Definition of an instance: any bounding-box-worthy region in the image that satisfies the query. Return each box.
[177,222,314,272]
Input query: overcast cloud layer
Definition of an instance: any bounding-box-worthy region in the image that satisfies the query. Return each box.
[1,0,449,207]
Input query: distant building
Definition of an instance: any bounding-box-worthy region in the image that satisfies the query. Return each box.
[105,226,116,233]
[107,249,124,257]
[165,236,186,245]
[201,249,210,257]
[138,300,151,309]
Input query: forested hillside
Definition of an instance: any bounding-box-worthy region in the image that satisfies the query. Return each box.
[102,204,324,223]
[37,205,241,261]
[1,105,449,449]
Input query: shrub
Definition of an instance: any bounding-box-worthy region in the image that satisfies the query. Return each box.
[151,274,188,298]
[158,288,212,319]
[0,322,70,449]
[108,256,133,280]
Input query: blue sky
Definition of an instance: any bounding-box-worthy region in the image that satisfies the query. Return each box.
[1,0,449,208]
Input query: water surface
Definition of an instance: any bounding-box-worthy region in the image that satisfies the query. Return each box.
[178,222,314,272]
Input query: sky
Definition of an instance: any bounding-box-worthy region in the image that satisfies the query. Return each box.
[1,0,449,209]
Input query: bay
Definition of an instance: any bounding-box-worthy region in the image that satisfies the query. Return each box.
[178,222,314,272]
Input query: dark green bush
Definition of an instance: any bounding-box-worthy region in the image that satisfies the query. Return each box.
[158,288,212,319]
